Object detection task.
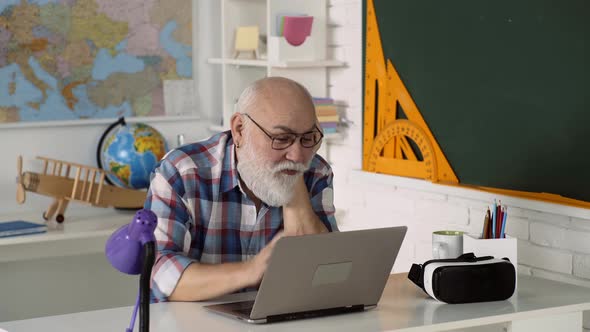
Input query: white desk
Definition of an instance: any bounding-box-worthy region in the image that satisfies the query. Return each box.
[0,208,134,263]
[0,208,137,322]
[2,273,590,332]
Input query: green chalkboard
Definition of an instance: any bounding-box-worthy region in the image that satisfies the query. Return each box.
[364,0,590,203]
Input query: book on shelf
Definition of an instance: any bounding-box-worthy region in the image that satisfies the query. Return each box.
[313,97,340,136]
[314,97,339,116]
[322,127,338,134]
[312,97,334,105]
[320,122,337,129]
[316,107,338,116]
[0,221,47,238]
[318,115,340,123]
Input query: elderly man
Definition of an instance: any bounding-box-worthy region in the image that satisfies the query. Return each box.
[144,77,338,302]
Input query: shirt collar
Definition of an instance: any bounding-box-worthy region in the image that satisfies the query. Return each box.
[220,133,240,193]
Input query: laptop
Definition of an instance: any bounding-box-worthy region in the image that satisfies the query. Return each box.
[204,226,407,323]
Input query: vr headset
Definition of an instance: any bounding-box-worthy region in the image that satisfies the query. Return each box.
[408,253,516,304]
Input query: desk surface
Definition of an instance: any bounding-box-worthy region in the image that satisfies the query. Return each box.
[0,208,134,263]
[3,273,590,332]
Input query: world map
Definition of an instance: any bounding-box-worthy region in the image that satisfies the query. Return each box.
[0,0,192,123]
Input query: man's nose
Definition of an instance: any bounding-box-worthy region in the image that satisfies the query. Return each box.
[285,139,308,164]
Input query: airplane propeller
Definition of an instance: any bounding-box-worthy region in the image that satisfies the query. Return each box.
[16,155,26,204]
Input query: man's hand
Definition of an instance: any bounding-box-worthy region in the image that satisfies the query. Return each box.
[282,176,309,235]
[245,231,285,286]
[283,175,328,236]
[285,175,309,208]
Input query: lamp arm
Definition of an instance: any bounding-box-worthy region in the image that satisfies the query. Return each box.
[140,241,155,332]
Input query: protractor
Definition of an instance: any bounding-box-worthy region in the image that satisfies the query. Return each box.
[367,120,438,182]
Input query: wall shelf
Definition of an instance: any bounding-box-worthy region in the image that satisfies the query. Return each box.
[0,115,202,130]
[208,57,345,68]
[208,58,267,67]
[212,0,343,129]
[209,124,228,132]
[0,208,134,263]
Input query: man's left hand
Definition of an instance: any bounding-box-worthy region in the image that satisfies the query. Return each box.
[285,175,309,209]
[283,175,327,236]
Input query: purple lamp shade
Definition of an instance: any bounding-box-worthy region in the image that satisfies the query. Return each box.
[105,209,158,275]
[283,16,314,46]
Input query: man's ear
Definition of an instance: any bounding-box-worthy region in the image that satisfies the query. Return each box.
[313,140,323,154]
[230,113,244,146]
[313,120,323,154]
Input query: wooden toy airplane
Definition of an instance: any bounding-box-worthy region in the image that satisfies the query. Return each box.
[16,156,147,223]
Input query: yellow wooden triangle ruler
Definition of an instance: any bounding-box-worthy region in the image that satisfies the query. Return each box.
[363,0,458,184]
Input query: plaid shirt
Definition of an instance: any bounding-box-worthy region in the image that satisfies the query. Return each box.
[144,131,338,302]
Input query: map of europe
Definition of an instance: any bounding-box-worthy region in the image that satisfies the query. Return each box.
[0,0,192,123]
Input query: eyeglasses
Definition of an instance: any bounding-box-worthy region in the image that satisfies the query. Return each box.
[243,113,324,150]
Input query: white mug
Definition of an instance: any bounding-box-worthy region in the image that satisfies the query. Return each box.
[432,230,464,259]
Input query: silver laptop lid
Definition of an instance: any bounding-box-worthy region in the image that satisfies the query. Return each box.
[250,226,407,319]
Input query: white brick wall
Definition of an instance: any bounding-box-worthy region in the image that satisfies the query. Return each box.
[326,1,590,330]
[519,242,573,274]
[503,216,529,240]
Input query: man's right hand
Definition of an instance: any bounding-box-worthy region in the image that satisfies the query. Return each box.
[169,231,286,301]
[246,231,285,286]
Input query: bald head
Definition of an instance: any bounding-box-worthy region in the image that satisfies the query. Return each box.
[230,76,322,170]
[236,77,316,120]
[232,77,321,207]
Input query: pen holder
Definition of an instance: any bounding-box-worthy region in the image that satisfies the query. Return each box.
[463,233,518,290]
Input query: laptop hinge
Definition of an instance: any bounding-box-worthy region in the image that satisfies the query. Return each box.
[266,304,365,323]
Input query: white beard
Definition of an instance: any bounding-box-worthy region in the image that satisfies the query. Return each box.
[236,141,310,207]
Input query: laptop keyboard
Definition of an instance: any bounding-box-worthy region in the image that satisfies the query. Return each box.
[234,307,253,316]
[221,301,365,322]
[267,305,365,323]
[227,300,255,316]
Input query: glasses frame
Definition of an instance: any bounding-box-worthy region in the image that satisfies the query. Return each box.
[243,113,324,150]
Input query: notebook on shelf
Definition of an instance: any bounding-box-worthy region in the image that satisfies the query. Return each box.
[0,221,47,238]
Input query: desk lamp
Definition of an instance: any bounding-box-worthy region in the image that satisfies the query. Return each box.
[105,209,157,332]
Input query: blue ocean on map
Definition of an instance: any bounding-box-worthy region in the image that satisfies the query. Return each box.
[0,0,193,123]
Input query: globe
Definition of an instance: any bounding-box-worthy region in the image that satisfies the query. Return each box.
[98,117,168,189]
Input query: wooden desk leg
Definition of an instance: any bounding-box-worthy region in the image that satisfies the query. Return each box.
[508,311,581,332]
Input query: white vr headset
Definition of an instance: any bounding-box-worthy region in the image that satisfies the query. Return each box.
[408,253,516,304]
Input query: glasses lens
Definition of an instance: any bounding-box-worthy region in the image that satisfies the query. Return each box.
[300,131,322,148]
[272,134,296,150]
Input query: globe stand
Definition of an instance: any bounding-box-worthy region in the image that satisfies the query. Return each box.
[96,116,126,187]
